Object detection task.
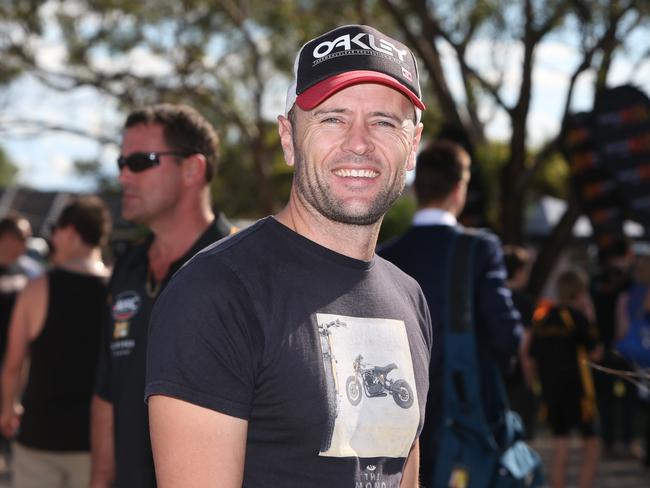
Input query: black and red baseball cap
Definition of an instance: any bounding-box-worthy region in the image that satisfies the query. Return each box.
[285,24,426,115]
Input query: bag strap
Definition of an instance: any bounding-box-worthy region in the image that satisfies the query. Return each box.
[441,231,497,447]
[446,231,522,449]
[448,233,476,334]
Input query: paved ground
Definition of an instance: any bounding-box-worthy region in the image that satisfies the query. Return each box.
[0,436,645,487]
[530,435,649,487]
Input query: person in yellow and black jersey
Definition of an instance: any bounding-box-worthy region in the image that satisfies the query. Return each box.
[528,268,603,488]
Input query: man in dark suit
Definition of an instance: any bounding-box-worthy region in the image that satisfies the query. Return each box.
[379,140,522,486]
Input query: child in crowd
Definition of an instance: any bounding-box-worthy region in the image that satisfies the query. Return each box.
[529,268,603,488]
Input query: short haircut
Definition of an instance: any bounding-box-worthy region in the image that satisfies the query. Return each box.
[125,104,219,182]
[56,196,112,247]
[555,268,588,303]
[503,245,530,280]
[414,140,471,205]
[0,212,29,240]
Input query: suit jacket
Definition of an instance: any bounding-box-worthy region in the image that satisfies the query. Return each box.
[378,224,521,476]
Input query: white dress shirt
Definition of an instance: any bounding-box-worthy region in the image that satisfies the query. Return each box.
[412,208,457,227]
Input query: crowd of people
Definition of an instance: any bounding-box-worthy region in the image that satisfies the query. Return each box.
[0,22,648,488]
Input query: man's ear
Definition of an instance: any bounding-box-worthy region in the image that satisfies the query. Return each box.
[182,154,207,185]
[407,123,424,172]
[278,115,296,167]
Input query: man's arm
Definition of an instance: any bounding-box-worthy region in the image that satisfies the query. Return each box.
[149,395,247,488]
[477,235,522,362]
[90,395,115,488]
[400,441,420,488]
[0,277,45,438]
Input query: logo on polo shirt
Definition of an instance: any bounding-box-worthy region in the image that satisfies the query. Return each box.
[112,291,141,339]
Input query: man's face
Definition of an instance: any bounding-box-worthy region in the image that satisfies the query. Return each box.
[282,83,422,226]
[118,123,184,225]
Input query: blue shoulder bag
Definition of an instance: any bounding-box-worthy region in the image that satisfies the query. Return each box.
[431,232,543,488]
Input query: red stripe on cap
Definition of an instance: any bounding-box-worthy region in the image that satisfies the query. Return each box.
[296,71,425,111]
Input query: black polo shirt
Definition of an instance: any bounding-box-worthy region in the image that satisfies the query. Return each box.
[95,214,233,488]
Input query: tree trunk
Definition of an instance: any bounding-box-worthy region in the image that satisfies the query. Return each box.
[526,193,582,298]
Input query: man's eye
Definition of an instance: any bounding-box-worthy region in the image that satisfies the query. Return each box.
[375,120,396,128]
[321,117,342,124]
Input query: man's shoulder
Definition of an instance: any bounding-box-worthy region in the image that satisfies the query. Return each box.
[375,254,423,290]
[457,226,500,247]
[172,217,277,283]
[192,217,273,261]
[378,224,455,256]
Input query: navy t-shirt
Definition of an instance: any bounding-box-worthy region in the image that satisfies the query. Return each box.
[146,217,432,487]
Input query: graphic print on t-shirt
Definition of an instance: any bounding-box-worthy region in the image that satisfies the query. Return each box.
[317,313,419,459]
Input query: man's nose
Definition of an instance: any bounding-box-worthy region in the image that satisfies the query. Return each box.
[118,165,134,184]
[341,122,374,155]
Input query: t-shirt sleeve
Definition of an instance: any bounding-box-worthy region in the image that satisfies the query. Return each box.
[145,255,261,420]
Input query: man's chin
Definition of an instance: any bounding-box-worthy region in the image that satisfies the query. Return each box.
[326,208,384,226]
[121,210,145,224]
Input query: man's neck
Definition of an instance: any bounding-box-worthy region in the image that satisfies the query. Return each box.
[148,205,214,281]
[275,202,379,262]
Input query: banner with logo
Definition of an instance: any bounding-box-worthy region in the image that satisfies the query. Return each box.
[561,111,626,257]
[592,85,650,231]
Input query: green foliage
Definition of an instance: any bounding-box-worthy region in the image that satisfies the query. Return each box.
[74,158,120,195]
[531,150,570,200]
[475,140,570,227]
[0,147,18,186]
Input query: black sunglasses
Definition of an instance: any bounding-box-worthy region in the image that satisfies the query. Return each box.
[117,151,191,173]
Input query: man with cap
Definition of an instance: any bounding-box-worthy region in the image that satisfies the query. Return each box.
[145,25,431,487]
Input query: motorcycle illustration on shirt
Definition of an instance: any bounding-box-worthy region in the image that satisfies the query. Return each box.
[345,354,414,409]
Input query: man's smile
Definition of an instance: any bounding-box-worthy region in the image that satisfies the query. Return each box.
[332,168,379,178]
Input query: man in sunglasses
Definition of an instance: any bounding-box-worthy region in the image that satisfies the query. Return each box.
[91,104,234,488]
[146,25,431,487]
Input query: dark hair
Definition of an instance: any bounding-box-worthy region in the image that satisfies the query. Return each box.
[56,196,112,247]
[503,245,530,280]
[556,268,588,303]
[414,140,470,205]
[125,104,219,182]
[0,212,29,240]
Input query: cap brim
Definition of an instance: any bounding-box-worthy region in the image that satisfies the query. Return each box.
[295,70,426,111]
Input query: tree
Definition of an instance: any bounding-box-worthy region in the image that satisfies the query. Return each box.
[1,1,292,215]
[0,146,18,186]
[377,0,650,295]
[1,0,648,294]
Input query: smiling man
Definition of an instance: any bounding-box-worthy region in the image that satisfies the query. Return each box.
[146,25,431,488]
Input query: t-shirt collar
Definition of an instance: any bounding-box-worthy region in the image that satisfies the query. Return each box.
[412,208,457,227]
